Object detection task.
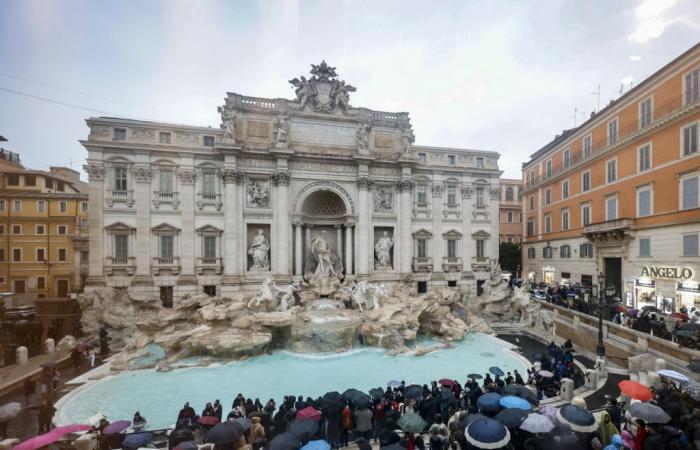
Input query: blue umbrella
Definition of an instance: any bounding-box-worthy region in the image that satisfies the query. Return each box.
[476,393,502,414]
[301,440,331,450]
[465,417,511,449]
[489,366,504,377]
[122,432,152,449]
[499,396,532,411]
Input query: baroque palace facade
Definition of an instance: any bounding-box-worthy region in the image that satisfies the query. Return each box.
[521,44,700,313]
[82,62,502,302]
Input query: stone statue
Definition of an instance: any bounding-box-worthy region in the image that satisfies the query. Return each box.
[310,231,338,278]
[357,122,370,152]
[289,61,356,114]
[248,229,270,270]
[374,188,393,211]
[334,80,355,113]
[289,75,316,111]
[218,106,236,142]
[351,281,387,312]
[247,181,270,208]
[400,125,415,154]
[278,281,301,312]
[247,278,278,309]
[374,231,394,269]
[274,114,289,145]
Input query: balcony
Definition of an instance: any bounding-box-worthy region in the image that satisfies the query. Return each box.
[153,191,180,209]
[443,203,461,218]
[105,256,136,276]
[152,256,181,275]
[442,256,463,272]
[412,257,433,273]
[197,192,222,211]
[471,256,490,272]
[106,189,135,207]
[583,218,635,245]
[196,257,223,275]
[412,202,432,218]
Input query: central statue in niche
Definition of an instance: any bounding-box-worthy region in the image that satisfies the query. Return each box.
[305,230,343,296]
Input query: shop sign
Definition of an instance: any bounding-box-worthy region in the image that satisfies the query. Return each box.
[641,266,693,280]
[678,281,700,293]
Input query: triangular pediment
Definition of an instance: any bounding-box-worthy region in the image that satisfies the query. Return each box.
[442,229,463,238]
[151,223,180,232]
[196,225,222,234]
[412,228,433,238]
[471,229,490,238]
[104,221,134,231]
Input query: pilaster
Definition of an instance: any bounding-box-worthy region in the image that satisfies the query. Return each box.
[178,168,196,278]
[132,166,153,278]
[222,169,244,281]
[357,177,372,276]
[84,164,105,279]
[272,171,291,277]
[398,178,414,274]
[431,182,445,273]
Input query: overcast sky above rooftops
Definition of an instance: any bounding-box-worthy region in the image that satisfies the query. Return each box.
[0,0,698,179]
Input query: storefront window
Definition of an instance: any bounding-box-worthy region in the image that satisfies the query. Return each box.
[677,281,700,312]
[635,278,656,308]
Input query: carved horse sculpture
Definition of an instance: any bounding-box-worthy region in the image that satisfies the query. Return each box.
[351,281,387,312]
[247,279,300,312]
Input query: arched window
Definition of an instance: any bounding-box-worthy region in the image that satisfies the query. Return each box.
[505,187,514,201]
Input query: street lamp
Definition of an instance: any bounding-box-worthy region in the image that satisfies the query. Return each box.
[596,272,606,357]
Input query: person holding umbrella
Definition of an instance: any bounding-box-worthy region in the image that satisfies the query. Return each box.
[354,404,373,441]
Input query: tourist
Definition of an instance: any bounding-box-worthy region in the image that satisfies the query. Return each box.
[597,411,620,447]
[634,419,648,449]
[401,432,425,450]
[133,411,147,431]
[514,369,524,385]
[603,434,624,450]
[354,404,373,441]
[51,368,61,391]
[213,399,222,421]
[177,402,196,424]
[71,345,82,369]
[202,402,215,417]
[604,397,622,431]
[372,398,385,443]
[249,416,266,449]
[340,404,351,447]
[88,345,96,367]
[642,424,664,450]
[36,399,56,433]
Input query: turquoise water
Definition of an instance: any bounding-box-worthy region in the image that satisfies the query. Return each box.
[56,333,527,429]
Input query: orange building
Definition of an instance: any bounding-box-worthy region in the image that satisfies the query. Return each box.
[521,43,700,312]
[499,178,522,244]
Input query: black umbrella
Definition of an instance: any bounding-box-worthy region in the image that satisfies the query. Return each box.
[494,409,528,428]
[642,305,661,313]
[502,384,540,406]
[321,391,344,418]
[289,419,319,443]
[342,388,365,401]
[440,387,456,405]
[369,387,384,399]
[269,432,302,450]
[404,384,423,400]
[467,373,483,380]
[556,405,597,433]
[204,422,245,444]
[173,441,198,450]
[385,409,400,423]
[233,417,251,431]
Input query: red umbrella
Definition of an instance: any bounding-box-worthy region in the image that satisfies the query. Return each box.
[671,312,689,321]
[296,406,321,421]
[439,378,456,387]
[619,380,652,401]
[198,416,221,426]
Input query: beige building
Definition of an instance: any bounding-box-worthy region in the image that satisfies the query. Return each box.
[499,178,522,244]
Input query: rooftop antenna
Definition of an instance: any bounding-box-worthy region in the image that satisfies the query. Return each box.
[570,107,579,127]
[592,84,601,113]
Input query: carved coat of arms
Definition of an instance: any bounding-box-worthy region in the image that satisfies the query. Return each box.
[289,60,356,114]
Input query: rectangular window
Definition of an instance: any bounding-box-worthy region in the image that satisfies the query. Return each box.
[0,225,3,234]
[57,225,67,235]
[606,159,617,183]
[36,248,45,262]
[160,235,174,259]
[12,248,21,262]
[685,67,700,105]
[0,200,4,211]
[417,239,427,258]
[114,167,128,191]
[608,117,618,145]
[639,97,653,128]
[638,143,652,172]
[529,195,534,210]
[563,148,570,169]
[114,128,127,140]
[560,245,571,258]
[11,225,21,234]
[446,188,457,207]
[59,201,67,213]
[37,200,45,213]
[544,214,552,233]
[80,202,88,212]
[7,174,20,186]
[24,175,36,186]
[507,211,513,223]
[682,176,699,210]
[447,155,456,166]
[45,178,53,189]
[418,153,427,162]
[203,135,215,147]
[159,132,172,144]
[159,170,174,193]
[639,238,651,257]
[36,277,45,290]
[582,203,591,226]
[56,181,64,192]
[36,225,45,234]
[580,243,593,258]
[545,160,552,178]
[606,196,617,221]
[13,200,21,212]
[527,248,535,259]
[58,248,67,262]
[476,188,485,207]
[561,209,570,230]
[416,186,427,206]
[447,239,457,258]
[203,236,217,259]
[476,157,484,168]
[582,171,591,192]
[476,239,485,258]
[545,189,551,205]
[562,180,569,199]
[683,234,699,257]
[0,249,5,262]
[638,187,652,217]
[583,134,592,158]
[683,123,699,156]
[543,247,552,259]
[114,235,128,259]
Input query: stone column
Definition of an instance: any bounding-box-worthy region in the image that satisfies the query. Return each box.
[357,178,372,277]
[304,224,312,272]
[335,224,343,263]
[178,169,197,281]
[489,186,501,261]
[83,164,105,279]
[272,172,291,277]
[345,224,353,276]
[398,179,414,274]
[294,223,303,276]
[461,185,473,266]
[222,170,243,280]
[431,182,445,273]
[132,166,153,278]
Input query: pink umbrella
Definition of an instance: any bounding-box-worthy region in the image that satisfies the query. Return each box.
[13,433,64,450]
[296,406,321,421]
[51,424,92,435]
[198,416,220,426]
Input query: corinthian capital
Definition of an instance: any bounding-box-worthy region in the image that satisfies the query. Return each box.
[222,169,244,185]
[356,177,373,189]
[431,183,445,198]
[83,164,105,181]
[272,172,291,186]
[397,178,415,192]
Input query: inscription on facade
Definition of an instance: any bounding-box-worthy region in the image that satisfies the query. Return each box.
[290,120,356,147]
[289,162,355,173]
[247,120,271,139]
[641,266,693,280]
[374,133,394,149]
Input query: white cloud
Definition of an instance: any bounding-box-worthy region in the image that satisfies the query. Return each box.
[629,55,643,61]
[628,19,667,42]
[635,0,676,19]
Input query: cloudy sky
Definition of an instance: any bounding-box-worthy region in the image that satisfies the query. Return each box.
[0,0,698,179]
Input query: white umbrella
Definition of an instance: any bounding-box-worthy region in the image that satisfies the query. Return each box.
[538,370,554,378]
[519,413,555,433]
[0,402,22,422]
[658,369,689,382]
